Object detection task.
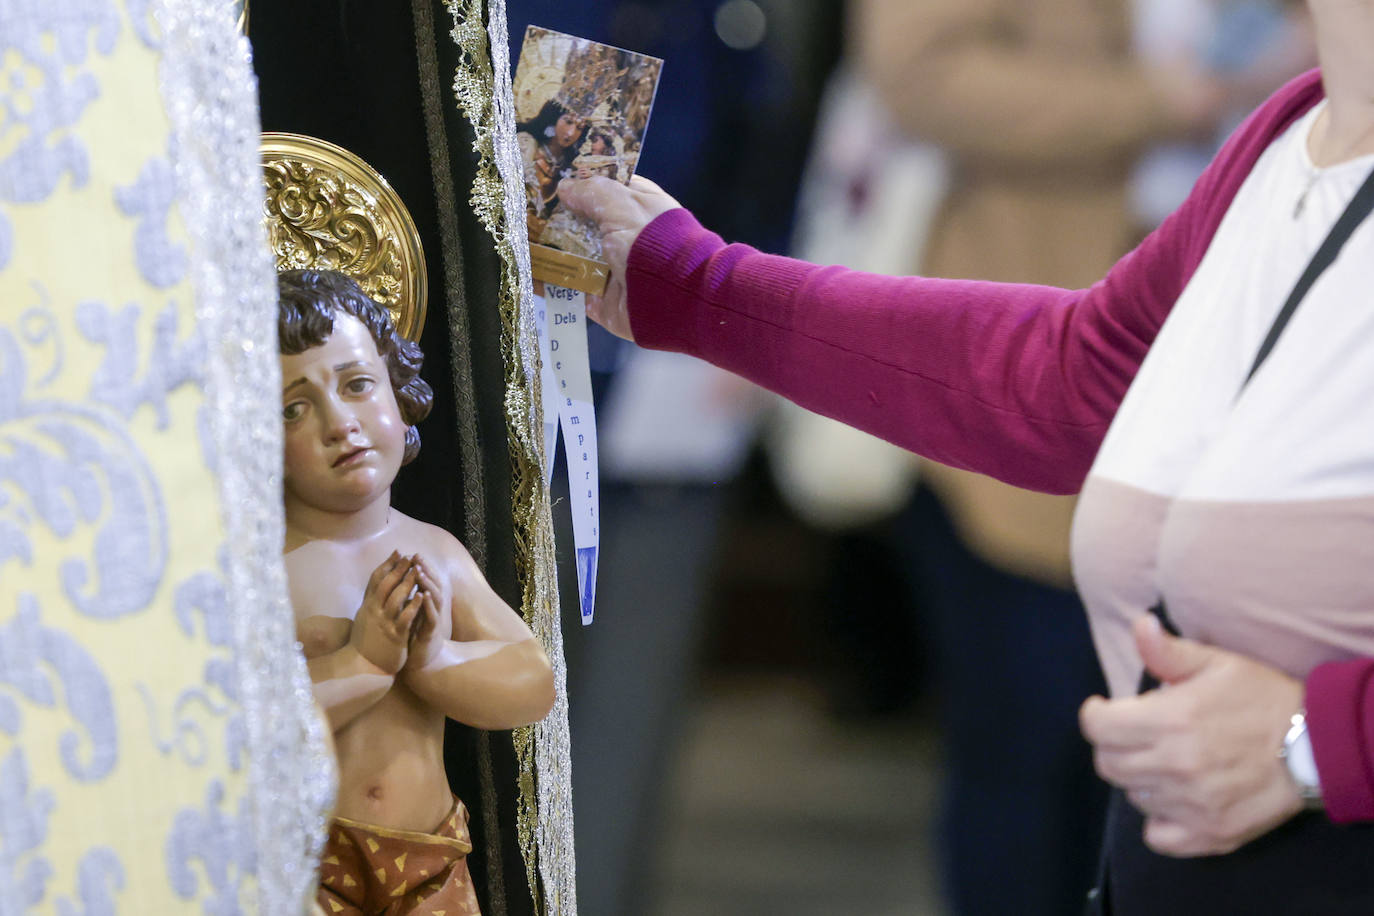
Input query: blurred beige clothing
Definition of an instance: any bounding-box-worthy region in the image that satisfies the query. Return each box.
[855,0,1182,587]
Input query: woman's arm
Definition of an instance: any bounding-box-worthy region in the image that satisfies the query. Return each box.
[578,72,1321,494]
[623,208,1165,493]
[1306,658,1374,822]
[1080,620,1374,852]
[1080,615,1307,856]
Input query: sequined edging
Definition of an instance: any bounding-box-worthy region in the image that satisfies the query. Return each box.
[444,1,576,913]
[153,3,337,913]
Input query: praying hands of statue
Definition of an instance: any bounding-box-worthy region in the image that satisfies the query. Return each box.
[1079,614,1307,857]
[556,174,682,341]
[350,550,427,675]
[402,555,449,671]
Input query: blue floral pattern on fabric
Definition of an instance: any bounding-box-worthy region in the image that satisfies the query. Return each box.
[0,595,119,781]
[0,747,57,909]
[115,147,190,290]
[1,2,338,911]
[166,781,256,916]
[0,1,120,269]
[0,324,168,621]
[55,848,125,916]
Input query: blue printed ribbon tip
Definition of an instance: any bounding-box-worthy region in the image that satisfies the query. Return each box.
[575,545,598,625]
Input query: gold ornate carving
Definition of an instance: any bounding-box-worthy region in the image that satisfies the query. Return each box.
[261,132,427,341]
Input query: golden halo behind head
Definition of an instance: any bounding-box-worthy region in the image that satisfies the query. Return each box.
[261,132,427,341]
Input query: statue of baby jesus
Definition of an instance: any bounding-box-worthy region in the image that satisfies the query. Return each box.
[277,269,554,915]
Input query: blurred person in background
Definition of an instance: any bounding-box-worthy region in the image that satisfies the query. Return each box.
[775,0,1246,911]
[558,0,1374,909]
[1130,0,1316,229]
[506,3,843,914]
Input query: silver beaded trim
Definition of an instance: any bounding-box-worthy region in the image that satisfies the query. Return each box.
[153,2,337,913]
[484,5,577,913]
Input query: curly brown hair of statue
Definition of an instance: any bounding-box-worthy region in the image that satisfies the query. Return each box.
[276,269,433,465]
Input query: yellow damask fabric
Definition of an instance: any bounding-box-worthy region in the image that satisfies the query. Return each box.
[1,3,331,912]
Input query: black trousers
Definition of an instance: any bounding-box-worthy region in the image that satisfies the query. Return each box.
[1091,788,1374,915]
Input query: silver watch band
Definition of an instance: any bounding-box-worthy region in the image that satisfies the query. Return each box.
[1279,710,1324,809]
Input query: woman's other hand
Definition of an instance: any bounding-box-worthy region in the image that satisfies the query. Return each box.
[556,175,681,341]
[1079,614,1307,857]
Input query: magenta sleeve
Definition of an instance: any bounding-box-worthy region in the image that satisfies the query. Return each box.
[1306,659,1374,823]
[626,211,1157,493]
[623,71,1322,494]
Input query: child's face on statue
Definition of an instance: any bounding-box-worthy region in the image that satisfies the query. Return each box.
[279,312,406,516]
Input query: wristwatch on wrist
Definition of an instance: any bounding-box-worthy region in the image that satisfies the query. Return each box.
[1279,709,1324,810]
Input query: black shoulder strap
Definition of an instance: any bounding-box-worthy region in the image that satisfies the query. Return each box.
[1243,166,1374,389]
